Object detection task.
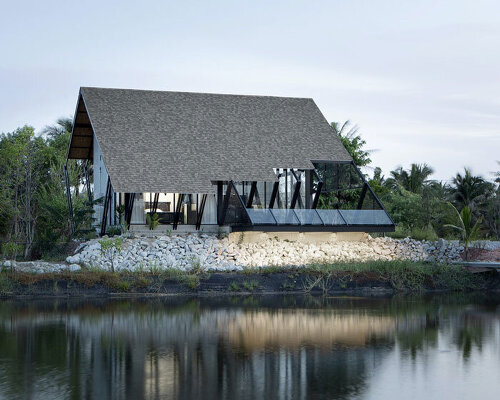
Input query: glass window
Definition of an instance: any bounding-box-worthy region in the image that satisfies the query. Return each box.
[247,209,277,225]
[339,210,393,225]
[316,209,346,225]
[270,209,300,225]
[293,209,323,225]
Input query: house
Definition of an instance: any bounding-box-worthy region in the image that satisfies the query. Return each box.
[65,87,394,236]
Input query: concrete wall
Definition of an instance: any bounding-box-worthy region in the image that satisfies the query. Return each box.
[228,231,368,244]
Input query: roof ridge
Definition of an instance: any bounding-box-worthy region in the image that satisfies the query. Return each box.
[80,86,314,101]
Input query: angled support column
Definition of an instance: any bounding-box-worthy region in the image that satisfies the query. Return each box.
[246,181,257,208]
[173,194,184,230]
[100,177,112,236]
[125,193,136,226]
[268,181,279,209]
[290,181,301,209]
[152,193,160,214]
[311,169,323,209]
[195,194,207,230]
[289,169,302,209]
[351,162,387,211]
[357,183,368,209]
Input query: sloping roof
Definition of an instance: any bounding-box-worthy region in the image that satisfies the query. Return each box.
[70,87,351,193]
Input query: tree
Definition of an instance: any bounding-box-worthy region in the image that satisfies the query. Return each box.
[445,204,482,260]
[368,167,390,198]
[385,163,435,194]
[450,168,494,209]
[331,120,371,167]
[0,119,95,259]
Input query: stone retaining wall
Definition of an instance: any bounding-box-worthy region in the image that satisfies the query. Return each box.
[2,234,475,274]
[64,234,465,272]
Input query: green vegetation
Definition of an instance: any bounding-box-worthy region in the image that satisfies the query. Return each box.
[0,115,498,265]
[0,260,492,297]
[271,260,485,292]
[0,120,95,261]
[331,120,371,167]
[146,213,159,230]
[445,204,482,260]
[242,280,260,292]
[332,120,500,241]
[99,237,122,272]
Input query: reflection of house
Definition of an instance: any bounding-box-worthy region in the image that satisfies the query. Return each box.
[65,87,394,235]
[224,310,396,350]
[0,301,395,399]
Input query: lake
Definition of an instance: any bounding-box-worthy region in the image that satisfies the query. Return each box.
[0,294,499,399]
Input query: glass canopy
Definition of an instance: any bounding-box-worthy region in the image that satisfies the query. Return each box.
[220,162,395,231]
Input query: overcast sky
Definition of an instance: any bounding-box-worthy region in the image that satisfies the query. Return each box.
[1,0,499,182]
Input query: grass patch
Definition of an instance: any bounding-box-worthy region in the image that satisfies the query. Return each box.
[295,260,485,292]
[0,260,489,295]
[242,280,260,292]
[0,272,13,294]
[242,265,285,274]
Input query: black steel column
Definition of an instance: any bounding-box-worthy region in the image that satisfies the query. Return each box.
[217,181,224,225]
[173,193,184,230]
[305,170,313,209]
[268,182,279,209]
[100,177,112,236]
[246,181,257,208]
[357,183,368,209]
[196,194,207,230]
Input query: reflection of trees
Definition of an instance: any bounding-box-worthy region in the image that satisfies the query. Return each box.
[0,295,498,399]
[453,314,485,361]
[396,313,439,359]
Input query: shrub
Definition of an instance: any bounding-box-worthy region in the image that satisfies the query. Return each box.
[146,213,159,230]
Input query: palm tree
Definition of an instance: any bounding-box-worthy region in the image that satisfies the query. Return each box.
[450,168,494,209]
[331,120,372,167]
[445,204,482,260]
[41,117,73,139]
[385,163,435,194]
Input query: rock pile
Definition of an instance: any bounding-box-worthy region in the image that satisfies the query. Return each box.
[1,235,468,274]
[63,234,464,272]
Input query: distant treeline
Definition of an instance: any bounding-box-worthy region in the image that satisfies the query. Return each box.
[0,119,499,260]
[334,121,500,241]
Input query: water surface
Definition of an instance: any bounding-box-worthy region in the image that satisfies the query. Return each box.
[0,294,499,399]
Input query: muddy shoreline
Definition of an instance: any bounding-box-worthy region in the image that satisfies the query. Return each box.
[1,270,499,298]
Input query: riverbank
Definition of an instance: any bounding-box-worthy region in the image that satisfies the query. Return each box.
[1,260,498,298]
[2,233,480,275]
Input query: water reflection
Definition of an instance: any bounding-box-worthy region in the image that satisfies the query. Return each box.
[0,294,499,400]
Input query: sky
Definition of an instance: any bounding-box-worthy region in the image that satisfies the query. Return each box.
[1,0,499,182]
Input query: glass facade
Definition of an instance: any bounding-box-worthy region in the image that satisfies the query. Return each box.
[115,162,393,231]
[223,163,394,230]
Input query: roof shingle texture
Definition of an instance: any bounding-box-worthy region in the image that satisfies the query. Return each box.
[80,87,351,193]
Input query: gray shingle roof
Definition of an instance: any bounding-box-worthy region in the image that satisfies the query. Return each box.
[78,87,351,193]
